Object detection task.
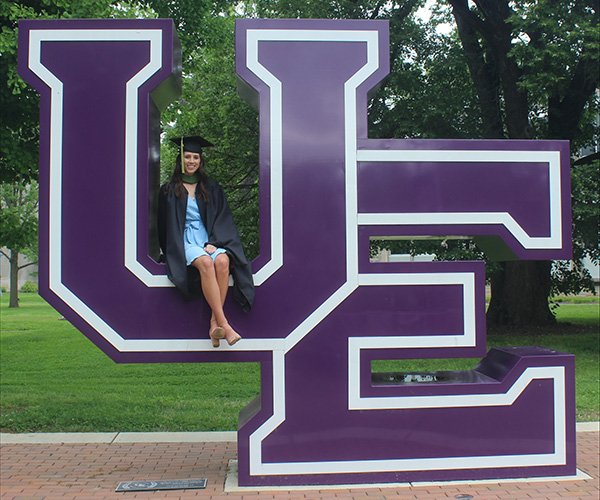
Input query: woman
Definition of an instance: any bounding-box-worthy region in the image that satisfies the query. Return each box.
[157,136,254,347]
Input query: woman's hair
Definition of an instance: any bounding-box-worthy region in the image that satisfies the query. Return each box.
[171,153,210,202]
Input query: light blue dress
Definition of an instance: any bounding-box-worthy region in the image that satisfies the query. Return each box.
[184,196,227,266]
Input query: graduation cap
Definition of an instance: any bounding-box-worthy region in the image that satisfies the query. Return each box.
[170,135,214,173]
[170,135,214,154]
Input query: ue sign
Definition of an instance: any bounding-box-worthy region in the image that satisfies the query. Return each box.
[19,18,575,486]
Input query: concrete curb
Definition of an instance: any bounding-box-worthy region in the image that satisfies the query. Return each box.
[0,430,237,444]
[1,423,597,445]
[576,421,599,432]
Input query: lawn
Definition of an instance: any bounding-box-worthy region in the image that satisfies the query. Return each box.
[1,293,598,432]
[0,294,260,432]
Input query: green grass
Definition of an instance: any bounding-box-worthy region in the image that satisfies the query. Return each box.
[1,294,598,432]
[551,295,599,304]
[1,294,260,432]
[552,302,600,323]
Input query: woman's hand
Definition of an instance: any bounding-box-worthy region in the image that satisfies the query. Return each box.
[204,244,217,255]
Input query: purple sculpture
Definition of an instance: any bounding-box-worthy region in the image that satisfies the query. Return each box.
[19,17,575,486]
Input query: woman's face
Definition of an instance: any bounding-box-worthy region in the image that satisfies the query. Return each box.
[183,151,201,175]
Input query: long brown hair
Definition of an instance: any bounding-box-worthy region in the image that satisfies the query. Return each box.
[171,154,209,202]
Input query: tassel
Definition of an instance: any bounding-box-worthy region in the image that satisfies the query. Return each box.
[181,137,185,174]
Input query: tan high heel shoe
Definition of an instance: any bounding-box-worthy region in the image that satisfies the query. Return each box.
[220,322,241,346]
[209,323,225,348]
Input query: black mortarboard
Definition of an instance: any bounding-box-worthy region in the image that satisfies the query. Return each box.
[169,135,214,154]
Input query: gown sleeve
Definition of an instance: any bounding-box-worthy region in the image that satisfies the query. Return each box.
[206,183,246,266]
[157,184,168,261]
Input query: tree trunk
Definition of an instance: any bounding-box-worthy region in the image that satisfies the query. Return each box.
[9,250,19,308]
[487,261,555,327]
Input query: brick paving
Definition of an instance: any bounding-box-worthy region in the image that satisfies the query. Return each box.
[1,430,598,500]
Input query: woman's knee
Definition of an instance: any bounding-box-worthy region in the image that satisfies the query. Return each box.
[193,255,214,274]
[215,253,230,274]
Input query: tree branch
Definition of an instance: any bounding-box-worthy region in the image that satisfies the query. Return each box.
[369,0,387,20]
[448,0,504,138]
[389,0,420,22]
[450,0,532,138]
[387,0,422,67]
[447,0,491,39]
[18,260,38,271]
[549,60,600,141]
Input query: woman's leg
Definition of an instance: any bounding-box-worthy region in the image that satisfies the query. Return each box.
[214,254,230,311]
[191,255,227,331]
[210,254,230,332]
[192,254,240,346]
[213,254,241,345]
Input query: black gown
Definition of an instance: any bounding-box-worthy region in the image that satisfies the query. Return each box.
[157,179,255,312]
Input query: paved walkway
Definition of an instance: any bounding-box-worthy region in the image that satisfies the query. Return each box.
[1,424,598,500]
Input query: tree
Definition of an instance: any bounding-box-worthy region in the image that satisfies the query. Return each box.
[0,181,39,307]
[445,0,599,326]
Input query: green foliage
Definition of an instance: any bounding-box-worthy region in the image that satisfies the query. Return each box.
[551,158,599,297]
[242,0,422,19]
[509,1,597,88]
[371,11,484,140]
[370,237,504,284]
[1,3,41,184]
[0,181,38,261]
[0,0,157,185]
[571,160,600,264]
[551,260,596,297]
[19,280,38,293]
[0,179,38,307]
[508,0,599,142]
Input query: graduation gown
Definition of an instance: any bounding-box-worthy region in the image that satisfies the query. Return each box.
[157,179,255,312]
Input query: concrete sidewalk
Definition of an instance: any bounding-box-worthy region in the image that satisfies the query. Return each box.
[1,424,598,499]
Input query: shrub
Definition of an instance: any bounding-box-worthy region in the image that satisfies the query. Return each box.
[20,281,38,293]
